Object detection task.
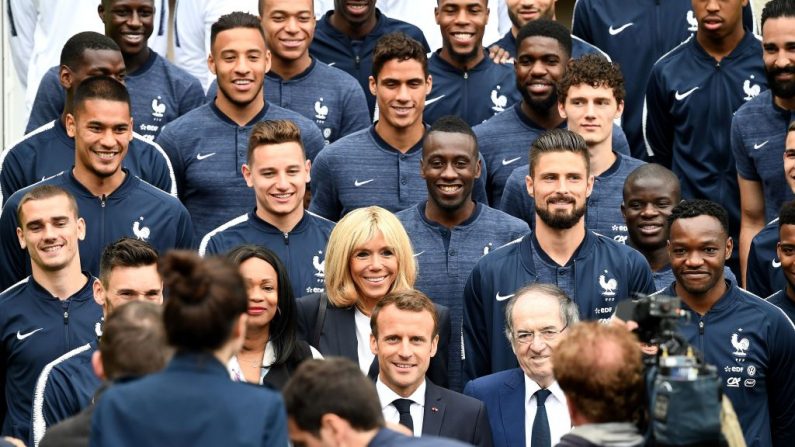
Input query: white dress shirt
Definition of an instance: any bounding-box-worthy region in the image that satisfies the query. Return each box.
[354,308,375,373]
[228,342,323,384]
[376,377,427,437]
[524,376,571,447]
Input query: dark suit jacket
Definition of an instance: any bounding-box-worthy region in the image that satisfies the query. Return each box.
[296,293,451,387]
[463,368,526,447]
[368,428,470,446]
[423,380,493,447]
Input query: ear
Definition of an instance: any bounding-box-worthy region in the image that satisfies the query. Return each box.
[615,100,625,120]
[558,101,567,119]
[208,53,217,75]
[620,201,627,219]
[585,174,594,198]
[127,117,134,142]
[525,174,534,198]
[426,74,433,96]
[264,49,273,74]
[97,4,106,23]
[77,217,86,241]
[92,350,106,380]
[242,164,253,187]
[725,237,733,261]
[304,159,312,184]
[59,65,73,90]
[369,75,377,96]
[370,332,378,355]
[93,278,106,307]
[474,157,482,180]
[65,113,77,138]
[429,334,439,358]
[777,241,783,261]
[16,226,26,250]
[434,6,440,25]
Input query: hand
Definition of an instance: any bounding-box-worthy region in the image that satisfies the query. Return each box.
[488,44,513,64]
[611,315,659,356]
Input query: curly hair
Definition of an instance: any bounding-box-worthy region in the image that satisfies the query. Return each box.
[552,322,644,424]
[558,53,625,104]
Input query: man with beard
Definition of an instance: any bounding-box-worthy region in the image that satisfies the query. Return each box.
[733,0,795,282]
[499,54,644,244]
[155,12,324,240]
[658,199,795,446]
[422,0,521,126]
[473,20,629,206]
[309,0,429,117]
[644,0,767,276]
[397,116,528,391]
[621,163,736,290]
[745,123,795,298]
[462,128,654,380]
[488,0,607,61]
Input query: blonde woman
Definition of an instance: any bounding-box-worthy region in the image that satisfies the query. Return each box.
[296,206,451,387]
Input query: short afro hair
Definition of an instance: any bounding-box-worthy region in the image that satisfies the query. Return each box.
[667,199,729,238]
[515,19,572,59]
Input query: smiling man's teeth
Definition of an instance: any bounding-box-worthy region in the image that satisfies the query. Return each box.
[272,193,291,199]
[95,152,117,160]
[394,363,413,369]
[233,80,251,85]
[440,185,460,192]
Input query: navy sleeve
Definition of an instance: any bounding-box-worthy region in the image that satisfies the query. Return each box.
[643,65,674,167]
[262,394,289,447]
[178,77,206,117]
[571,0,593,44]
[25,68,64,133]
[628,249,656,297]
[611,123,630,156]
[428,305,451,389]
[0,146,27,206]
[0,199,28,290]
[746,237,774,298]
[308,152,342,221]
[463,264,490,382]
[136,137,177,196]
[154,126,187,198]
[499,169,534,226]
[340,82,371,137]
[175,205,196,250]
[767,313,795,445]
[38,369,80,435]
[299,121,326,162]
[731,113,757,181]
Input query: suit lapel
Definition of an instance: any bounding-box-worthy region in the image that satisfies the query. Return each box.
[421,381,446,436]
[499,369,526,447]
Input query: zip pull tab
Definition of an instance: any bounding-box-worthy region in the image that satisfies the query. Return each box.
[464,72,469,80]
[101,194,107,208]
[283,232,289,245]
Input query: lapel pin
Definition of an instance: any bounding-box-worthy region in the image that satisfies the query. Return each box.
[431,407,439,413]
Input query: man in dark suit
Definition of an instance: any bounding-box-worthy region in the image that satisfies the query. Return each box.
[464,283,580,447]
[284,358,469,447]
[370,290,493,447]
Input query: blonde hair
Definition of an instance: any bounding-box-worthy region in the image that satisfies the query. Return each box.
[324,207,416,307]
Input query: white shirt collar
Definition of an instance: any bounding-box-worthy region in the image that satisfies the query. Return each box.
[376,375,427,410]
[227,342,276,383]
[524,374,566,406]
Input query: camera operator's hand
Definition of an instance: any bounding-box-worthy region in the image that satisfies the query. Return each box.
[610,315,659,356]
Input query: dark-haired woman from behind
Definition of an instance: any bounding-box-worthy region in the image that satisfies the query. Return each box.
[226,245,321,389]
[90,251,287,447]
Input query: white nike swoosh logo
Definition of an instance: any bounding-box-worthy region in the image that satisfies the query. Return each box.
[502,157,521,166]
[496,292,514,302]
[425,95,446,105]
[196,152,216,160]
[674,87,699,101]
[414,251,425,257]
[17,328,43,340]
[328,62,336,67]
[753,140,769,150]
[773,259,782,268]
[354,179,374,187]
[608,23,633,35]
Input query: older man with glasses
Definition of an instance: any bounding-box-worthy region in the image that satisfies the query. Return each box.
[464,283,579,447]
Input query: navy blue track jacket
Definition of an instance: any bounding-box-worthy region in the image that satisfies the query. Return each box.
[0,275,102,442]
[660,280,795,447]
[746,219,785,299]
[463,231,655,381]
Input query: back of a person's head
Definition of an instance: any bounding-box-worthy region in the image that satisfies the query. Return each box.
[160,251,248,352]
[100,301,172,380]
[552,322,644,424]
[60,31,120,68]
[283,358,384,435]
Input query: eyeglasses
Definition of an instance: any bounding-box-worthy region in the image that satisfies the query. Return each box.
[513,325,567,344]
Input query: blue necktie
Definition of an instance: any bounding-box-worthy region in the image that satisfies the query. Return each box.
[531,389,552,447]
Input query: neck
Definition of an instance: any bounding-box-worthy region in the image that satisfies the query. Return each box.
[696,28,745,62]
[256,206,303,234]
[520,101,564,130]
[242,324,270,352]
[32,265,85,301]
[634,243,669,272]
[774,95,795,111]
[381,375,422,398]
[676,278,727,315]
[123,47,150,74]
[438,46,485,72]
[587,142,616,177]
[329,12,377,40]
[72,166,126,197]
[425,199,475,228]
[270,54,313,80]
[533,220,586,265]
[357,297,380,315]
[786,284,795,303]
[214,91,265,126]
[375,121,424,153]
